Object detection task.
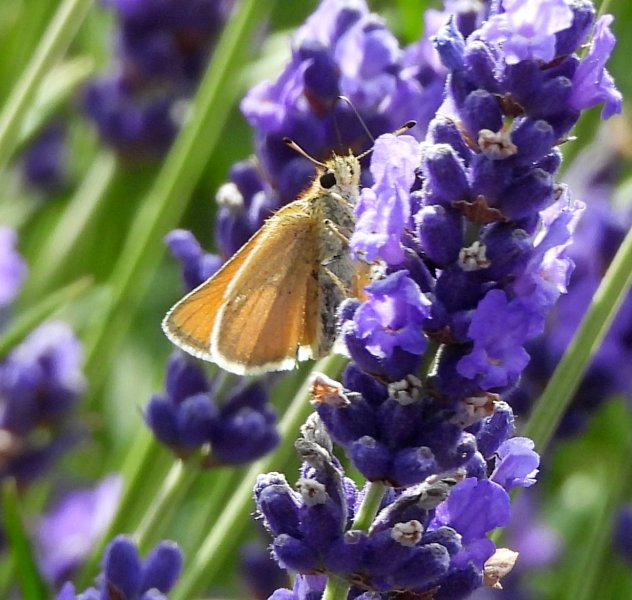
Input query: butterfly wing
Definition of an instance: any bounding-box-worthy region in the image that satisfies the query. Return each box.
[162,227,267,361]
[210,200,321,374]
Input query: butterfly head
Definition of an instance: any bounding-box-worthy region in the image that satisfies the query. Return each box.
[319,154,361,194]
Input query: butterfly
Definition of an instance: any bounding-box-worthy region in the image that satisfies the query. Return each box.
[162,121,415,375]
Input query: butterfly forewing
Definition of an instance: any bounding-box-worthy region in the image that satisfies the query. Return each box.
[161,227,266,361]
[210,200,321,374]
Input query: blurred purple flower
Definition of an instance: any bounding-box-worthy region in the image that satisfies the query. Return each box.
[0,321,86,482]
[145,352,278,465]
[20,121,68,195]
[239,541,289,600]
[83,0,235,157]
[38,475,123,586]
[164,229,221,291]
[0,227,27,310]
[614,504,632,566]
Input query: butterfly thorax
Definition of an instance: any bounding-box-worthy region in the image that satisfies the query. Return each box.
[311,153,361,355]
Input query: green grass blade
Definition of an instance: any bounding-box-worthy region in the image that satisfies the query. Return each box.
[0,0,92,172]
[2,479,49,600]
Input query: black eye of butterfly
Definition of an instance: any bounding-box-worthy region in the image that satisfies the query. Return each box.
[320,171,337,189]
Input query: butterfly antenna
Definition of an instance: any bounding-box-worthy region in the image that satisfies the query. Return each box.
[284,138,327,167]
[336,95,375,144]
[356,120,417,160]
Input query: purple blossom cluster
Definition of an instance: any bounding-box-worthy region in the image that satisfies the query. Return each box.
[56,535,182,600]
[247,0,621,597]
[256,409,537,599]
[0,320,86,483]
[614,504,632,567]
[83,0,235,158]
[342,0,620,393]
[145,352,278,466]
[508,129,632,435]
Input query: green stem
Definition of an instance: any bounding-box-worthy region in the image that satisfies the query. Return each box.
[351,481,386,530]
[134,460,197,553]
[522,217,632,455]
[2,480,49,599]
[172,354,347,600]
[570,444,628,600]
[322,482,386,600]
[0,554,16,600]
[180,468,241,557]
[0,0,92,172]
[81,0,273,397]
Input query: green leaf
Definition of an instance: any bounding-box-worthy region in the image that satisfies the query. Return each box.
[0,0,92,172]
[2,479,49,600]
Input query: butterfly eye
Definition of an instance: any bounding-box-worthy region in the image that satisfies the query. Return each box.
[319,171,337,189]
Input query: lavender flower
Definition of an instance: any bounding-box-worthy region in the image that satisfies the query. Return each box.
[258,407,535,598]
[0,320,86,483]
[252,0,620,597]
[456,290,531,390]
[341,270,430,380]
[37,474,123,586]
[83,0,235,158]
[165,229,221,291]
[0,226,27,311]
[350,134,421,265]
[342,0,618,396]
[56,535,182,599]
[20,121,68,195]
[145,352,278,466]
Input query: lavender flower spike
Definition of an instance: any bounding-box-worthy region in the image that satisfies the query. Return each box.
[0,321,86,483]
[145,352,279,466]
[55,535,183,599]
[243,0,619,597]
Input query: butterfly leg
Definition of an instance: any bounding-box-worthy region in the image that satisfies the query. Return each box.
[323,218,351,247]
[321,266,352,297]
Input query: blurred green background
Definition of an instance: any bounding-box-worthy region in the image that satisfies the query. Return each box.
[1,0,632,598]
